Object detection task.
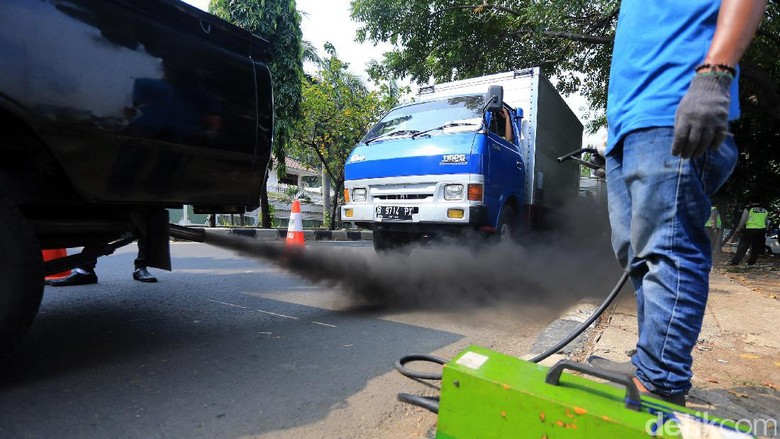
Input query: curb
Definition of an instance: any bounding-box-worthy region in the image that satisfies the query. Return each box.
[212,227,373,242]
[522,300,601,366]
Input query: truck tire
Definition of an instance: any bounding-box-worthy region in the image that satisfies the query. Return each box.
[0,196,45,354]
[496,205,519,242]
[373,230,411,254]
[373,230,394,253]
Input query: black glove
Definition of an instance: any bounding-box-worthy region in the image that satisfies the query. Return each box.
[672,72,733,159]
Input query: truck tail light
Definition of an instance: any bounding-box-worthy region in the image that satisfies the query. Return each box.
[344,189,350,203]
[467,184,483,201]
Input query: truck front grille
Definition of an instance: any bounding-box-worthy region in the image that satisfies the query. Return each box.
[369,182,437,203]
[374,194,429,200]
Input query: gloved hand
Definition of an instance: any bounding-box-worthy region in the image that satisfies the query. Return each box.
[672,72,733,159]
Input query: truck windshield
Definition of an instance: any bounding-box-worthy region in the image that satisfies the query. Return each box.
[363,95,484,143]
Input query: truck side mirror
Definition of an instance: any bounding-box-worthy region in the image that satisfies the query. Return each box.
[485,85,504,113]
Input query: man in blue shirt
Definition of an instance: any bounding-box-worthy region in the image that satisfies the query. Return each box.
[605,0,767,405]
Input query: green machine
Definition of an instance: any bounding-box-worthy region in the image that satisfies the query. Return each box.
[398,345,754,438]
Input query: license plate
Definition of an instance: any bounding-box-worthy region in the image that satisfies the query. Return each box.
[375,205,418,221]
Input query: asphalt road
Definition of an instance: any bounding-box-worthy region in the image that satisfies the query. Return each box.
[0,239,596,438]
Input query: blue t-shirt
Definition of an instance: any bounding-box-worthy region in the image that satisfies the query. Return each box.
[606,0,740,153]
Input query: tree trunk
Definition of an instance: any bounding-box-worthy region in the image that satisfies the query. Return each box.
[260,173,272,229]
[330,178,344,231]
[322,166,331,228]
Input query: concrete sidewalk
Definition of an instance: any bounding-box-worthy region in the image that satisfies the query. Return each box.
[584,269,780,436]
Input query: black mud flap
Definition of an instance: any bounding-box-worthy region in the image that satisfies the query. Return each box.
[134,208,171,271]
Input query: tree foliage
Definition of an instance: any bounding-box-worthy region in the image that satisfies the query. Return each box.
[721,4,780,228]
[289,44,399,229]
[351,0,780,219]
[351,0,618,123]
[210,0,304,227]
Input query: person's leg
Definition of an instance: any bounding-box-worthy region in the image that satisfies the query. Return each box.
[47,246,99,286]
[730,235,751,264]
[705,227,719,260]
[621,128,737,398]
[715,228,723,255]
[132,236,157,283]
[81,250,98,272]
[746,229,765,265]
[134,236,147,269]
[606,142,647,337]
[592,145,645,376]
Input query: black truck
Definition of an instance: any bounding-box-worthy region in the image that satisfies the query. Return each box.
[0,0,274,352]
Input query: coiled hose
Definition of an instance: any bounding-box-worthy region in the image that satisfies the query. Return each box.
[395,271,630,413]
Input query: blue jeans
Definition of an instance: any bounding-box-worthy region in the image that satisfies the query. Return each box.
[607,127,737,396]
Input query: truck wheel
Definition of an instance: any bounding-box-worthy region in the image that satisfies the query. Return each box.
[496,206,519,242]
[373,230,394,253]
[0,196,44,354]
[373,230,411,254]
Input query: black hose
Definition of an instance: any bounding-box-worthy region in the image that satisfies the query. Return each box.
[395,272,630,414]
[395,354,447,380]
[527,271,629,363]
[397,393,439,414]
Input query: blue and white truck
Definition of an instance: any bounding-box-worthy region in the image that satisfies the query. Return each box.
[341,68,584,252]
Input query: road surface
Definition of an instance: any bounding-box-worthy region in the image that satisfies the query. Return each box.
[0,239,603,438]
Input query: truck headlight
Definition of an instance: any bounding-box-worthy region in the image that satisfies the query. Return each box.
[352,188,367,202]
[444,184,464,200]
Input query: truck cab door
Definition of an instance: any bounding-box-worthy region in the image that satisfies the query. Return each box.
[484,109,525,226]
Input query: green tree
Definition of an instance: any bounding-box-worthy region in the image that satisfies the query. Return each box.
[351,0,618,121]
[289,44,399,229]
[351,0,780,218]
[210,0,304,228]
[718,7,780,230]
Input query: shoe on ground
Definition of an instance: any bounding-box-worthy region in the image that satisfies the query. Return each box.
[133,267,157,283]
[587,355,637,376]
[46,269,98,287]
[588,357,686,407]
[632,377,686,407]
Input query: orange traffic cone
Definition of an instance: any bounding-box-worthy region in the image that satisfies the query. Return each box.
[42,248,71,280]
[285,200,305,247]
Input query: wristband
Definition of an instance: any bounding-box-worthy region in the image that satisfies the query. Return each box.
[695,63,736,77]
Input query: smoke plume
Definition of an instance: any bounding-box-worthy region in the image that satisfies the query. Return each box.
[202,221,621,313]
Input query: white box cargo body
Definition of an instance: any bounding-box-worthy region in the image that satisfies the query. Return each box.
[417,67,583,212]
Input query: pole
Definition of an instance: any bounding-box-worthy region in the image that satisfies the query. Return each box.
[178,205,192,226]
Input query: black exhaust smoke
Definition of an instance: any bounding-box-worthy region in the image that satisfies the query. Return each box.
[196,228,621,312]
[173,192,621,312]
